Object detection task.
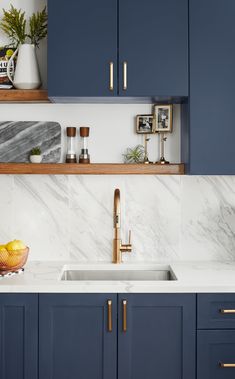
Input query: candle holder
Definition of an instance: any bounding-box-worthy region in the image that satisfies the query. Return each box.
[66,127,77,163]
[143,135,153,164]
[79,127,90,164]
[156,132,169,165]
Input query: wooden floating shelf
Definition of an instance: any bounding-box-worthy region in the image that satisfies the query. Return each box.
[0,89,49,103]
[0,163,185,175]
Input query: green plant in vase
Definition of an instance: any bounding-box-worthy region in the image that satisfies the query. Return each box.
[0,5,27,47]
[29,7,47,47]
[0,5,47,89]
[0,5,47,47]
[29,147,42,164]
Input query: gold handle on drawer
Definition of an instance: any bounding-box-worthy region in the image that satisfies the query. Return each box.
[220,309,235,314]
[109,62,114,91]
[122,300,127,332]
[107,300,112,332]
[123,61,128,91]
[220,362,235,368]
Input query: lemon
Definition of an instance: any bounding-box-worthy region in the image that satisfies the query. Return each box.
[6,254,22,268]
[0,246,9,265]
[6,240,26,251]
[6,49,14,58]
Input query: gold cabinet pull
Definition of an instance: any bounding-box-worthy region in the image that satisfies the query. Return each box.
[122,300,127,332]
[123,61,128,91]
[107,300,112,332]
[109,62,114,91]
[220,362,235,368]
[220,309,235,314]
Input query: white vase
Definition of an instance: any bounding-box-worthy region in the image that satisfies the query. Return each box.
[30,155,42,163]
[7,44,41,90]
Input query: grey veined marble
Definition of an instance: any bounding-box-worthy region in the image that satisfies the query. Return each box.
[0,121,61,162]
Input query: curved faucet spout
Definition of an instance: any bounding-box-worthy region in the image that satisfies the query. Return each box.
[112,188,132,264]
[114,188,121,230]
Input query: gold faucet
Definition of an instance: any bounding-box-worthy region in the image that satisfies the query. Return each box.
[113,188,132,263]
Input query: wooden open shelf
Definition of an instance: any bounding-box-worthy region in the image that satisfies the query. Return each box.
[0,163,184,175]
[0,89,49,103]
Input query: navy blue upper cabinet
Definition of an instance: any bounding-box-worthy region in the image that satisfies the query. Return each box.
[119,0,188,97]
[118,294,196,379]
[48,0,118,98]
[48,0,188,99]
[39,294,117,379]
[187,0,235,174]
[0,294,38,379]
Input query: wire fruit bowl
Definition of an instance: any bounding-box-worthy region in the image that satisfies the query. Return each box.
[0,247,29,274]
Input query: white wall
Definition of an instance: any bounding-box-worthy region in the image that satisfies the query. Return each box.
[0,103,181,163]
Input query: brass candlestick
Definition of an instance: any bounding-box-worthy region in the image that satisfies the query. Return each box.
[143,135,152,164]
[156,132,169,165]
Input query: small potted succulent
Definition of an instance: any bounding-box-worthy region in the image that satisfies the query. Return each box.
[29,147,42,163]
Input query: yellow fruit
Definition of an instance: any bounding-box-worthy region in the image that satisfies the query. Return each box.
[6,240,26,252]
[6,254,22,268]
[6,49,14,58]
[0,247,9,265]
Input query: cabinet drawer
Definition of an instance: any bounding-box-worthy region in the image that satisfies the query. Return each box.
[198,330,235,379]
[198,294,235,329]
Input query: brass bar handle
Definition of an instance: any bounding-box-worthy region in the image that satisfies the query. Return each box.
[220,309,235,314]
[123,61,128,91]
[109,62,114,91]
[220,362,235,368]
[107,300,112,332]
[122,300,127,332]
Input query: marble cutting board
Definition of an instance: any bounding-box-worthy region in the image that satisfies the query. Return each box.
[0,121,61,162]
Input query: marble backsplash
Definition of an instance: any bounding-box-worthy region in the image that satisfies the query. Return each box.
[0,175,235,262]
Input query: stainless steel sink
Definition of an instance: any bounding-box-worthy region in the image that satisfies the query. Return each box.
[60,265,177,281]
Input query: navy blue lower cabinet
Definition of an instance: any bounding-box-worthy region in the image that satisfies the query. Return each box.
[198,330,235,379]
[198,294,235,329]
[118,294,196,379]
[39,294,117,379]
[0,294,38,379]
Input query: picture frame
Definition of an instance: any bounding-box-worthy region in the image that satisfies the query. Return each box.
[136,114,154,134]
[153,105,173,133]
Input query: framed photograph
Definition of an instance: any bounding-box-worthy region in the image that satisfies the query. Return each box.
[154,105,173,133]
[136,114,154,134]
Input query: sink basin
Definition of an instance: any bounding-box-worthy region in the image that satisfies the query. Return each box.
[60,265,177,281]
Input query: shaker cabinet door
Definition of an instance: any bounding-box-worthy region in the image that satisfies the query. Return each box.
[0,294,38,379]
[39,294,117,379]
[118,294,196,379]
[48,0,118,98]
[118,0,188,97]
[198,330,235,379]
[188,0,235,174]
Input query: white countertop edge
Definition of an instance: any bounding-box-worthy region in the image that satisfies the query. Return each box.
[0,260,234,293]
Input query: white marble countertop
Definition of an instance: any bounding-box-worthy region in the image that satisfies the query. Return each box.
[0,261,235,293]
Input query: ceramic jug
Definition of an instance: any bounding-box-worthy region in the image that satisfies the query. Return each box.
[7,44,41,89]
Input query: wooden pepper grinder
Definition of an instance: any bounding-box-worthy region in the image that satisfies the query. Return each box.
[66,127,77,163]
[79,127,90,164]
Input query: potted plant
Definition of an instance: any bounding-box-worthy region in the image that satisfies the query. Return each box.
[29,147,42,163]
[0,5,47,89]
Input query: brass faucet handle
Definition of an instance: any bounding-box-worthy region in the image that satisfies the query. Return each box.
[128,230,131,245]
[120,230,132,253]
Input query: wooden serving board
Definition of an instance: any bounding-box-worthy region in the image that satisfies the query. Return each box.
[0,121,61,163]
